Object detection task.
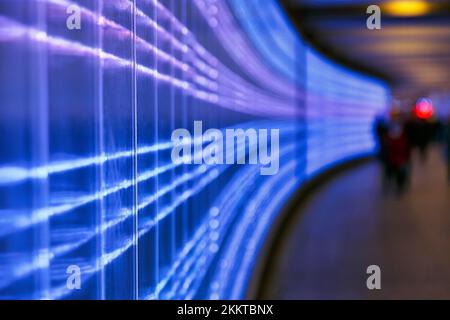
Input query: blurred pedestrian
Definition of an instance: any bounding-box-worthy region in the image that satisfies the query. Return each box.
[445,117,450,183]
[374,115,389,182]
[405,117,433,163]
[385,117,412,195]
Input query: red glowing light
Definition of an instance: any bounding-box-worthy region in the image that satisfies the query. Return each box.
[414,98,433,119]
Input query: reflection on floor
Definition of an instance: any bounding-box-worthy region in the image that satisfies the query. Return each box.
[262,148,450,299]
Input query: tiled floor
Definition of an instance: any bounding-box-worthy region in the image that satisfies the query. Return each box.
[262,148,450,299]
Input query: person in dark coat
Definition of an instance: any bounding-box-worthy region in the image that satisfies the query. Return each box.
[445,117,450,183]
[374,116,389,176]
[385,119,412,194]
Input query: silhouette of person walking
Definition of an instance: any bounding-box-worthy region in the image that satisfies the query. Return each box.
[384,112,412,195]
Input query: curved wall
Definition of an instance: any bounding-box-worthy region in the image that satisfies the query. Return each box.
[0,0,389,299]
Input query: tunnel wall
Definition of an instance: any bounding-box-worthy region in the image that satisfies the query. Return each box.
[0,0,389,299]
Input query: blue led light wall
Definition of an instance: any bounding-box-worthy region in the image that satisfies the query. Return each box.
[0,0,389,299]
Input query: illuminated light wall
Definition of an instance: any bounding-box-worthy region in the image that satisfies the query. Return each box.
[0,0,389,300]
[306,49,389,176]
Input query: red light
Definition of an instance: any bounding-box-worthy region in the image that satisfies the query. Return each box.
[414,98,433,119]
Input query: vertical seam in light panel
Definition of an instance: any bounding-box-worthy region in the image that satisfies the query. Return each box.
[132,0,140,300]
[154,3,160,300]
[35,0,50,300]
[96,0,106,300]
[169,0,176,285]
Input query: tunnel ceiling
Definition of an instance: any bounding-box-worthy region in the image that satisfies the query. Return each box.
[282,0,450,99]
